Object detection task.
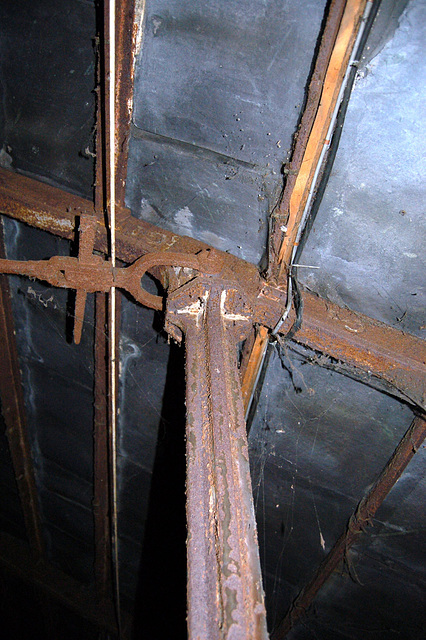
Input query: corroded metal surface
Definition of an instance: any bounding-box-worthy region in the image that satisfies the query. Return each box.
[93,292,113,606]
[267,0,347,280]
[0,168,424,407]
[0,224,204,341]
[166,275,269,640]
[280,292,426,409]
[272,414,426,640]
[113,0,139,210]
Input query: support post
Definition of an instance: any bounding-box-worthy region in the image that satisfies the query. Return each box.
[166,274,269,640]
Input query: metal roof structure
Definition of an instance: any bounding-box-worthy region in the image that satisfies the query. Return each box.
[0,0,424,638]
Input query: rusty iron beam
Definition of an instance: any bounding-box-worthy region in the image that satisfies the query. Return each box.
[280,292,426,409]
[113,0,139,209]
[0,531,131,637]
[0,168,424,408]
[93,292,113,606]
[99,0,139,214]
[93,291,121,615]
[0,219,45,559]
[166,268,269,639]
[92,15,113,611]
[0,168,280,326]
[271,414,426,640]
[0,168,262,293]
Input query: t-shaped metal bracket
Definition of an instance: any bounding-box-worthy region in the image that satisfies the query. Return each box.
[166,270,269,639]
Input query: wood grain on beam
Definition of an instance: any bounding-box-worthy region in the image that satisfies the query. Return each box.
[240,325,269,416]
[269,0,368,281]
[245,0,368,412]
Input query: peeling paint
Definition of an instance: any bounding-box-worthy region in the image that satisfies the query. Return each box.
[176,290,209,327]
[220,290,250,323]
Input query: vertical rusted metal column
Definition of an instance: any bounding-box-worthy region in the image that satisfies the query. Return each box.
[166,271,269,640]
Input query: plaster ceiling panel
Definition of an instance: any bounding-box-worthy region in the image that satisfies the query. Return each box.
[41,487,94,566]
[43,521,96,585]
[2,219,96,584]
[115,295,186,610]
[42,458,93,513]
[118,341,188,635]
[0,408,26,540]
[299,0,425,337]
[118,296,170,470]
[248,345,413,630]
[0,0,96,199]
[133,0,326,167]
[125,131,272,264]
[366,445,426,577]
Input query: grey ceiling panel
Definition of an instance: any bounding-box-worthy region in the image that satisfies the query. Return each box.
[118,297,169,471]
[127,0,327,264]
[43,522,96,585]
[299,0,426,337]
[0,409,26,540]
[133,0,326,167]
[290,447,426,639]
[116,294,172,605]
[248,346,413,629]
[3,219,95,585]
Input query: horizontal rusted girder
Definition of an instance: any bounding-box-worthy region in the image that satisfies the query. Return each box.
[271,414,426,640]
[0,168,424,408]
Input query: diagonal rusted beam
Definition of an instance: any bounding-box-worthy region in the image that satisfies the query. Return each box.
[268,0,369,282]
[281,292,426,409]
[271,414,426,640]
[242,0,352,411]
[0,218,45,559]
[0,167,425,408]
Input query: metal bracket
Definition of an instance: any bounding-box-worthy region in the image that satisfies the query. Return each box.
[166,275,269,639]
